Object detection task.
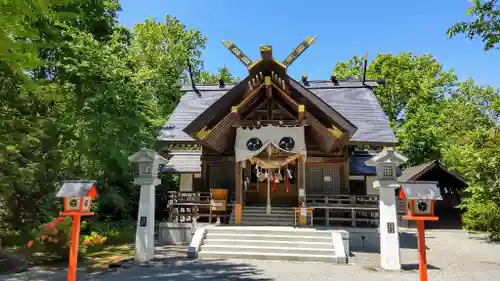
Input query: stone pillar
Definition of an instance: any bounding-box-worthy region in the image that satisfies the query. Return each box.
[378,184,401,270]
[128,148,168,263]
[365,147,407,271]
[135,183,156,262]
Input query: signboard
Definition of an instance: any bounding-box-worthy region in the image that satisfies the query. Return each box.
[300,208,307,217]
[387,222,395,234]
[82,196,92,212]
[194,173,201,178]
[298,189,305,197]
[211,199,226,211]
[323,176,332,182]
[140,216,147,227]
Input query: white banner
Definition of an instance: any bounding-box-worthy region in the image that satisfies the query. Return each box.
[235,125,307,165]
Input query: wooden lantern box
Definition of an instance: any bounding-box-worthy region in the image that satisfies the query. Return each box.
[57,180,98,217]
[399,181,443,221]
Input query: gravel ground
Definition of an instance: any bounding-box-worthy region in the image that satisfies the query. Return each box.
[2,229,500,281]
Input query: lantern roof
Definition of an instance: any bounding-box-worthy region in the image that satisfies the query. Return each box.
[128,148,168,165]
[365,147,408,166]
[398,181,443,200]
[56,180,98,198]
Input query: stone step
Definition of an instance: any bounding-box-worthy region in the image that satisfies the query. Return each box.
[198,250,344,263]
[203,238,332,249]
[241,217,295,222]
[228,219,294,225]
[205,233,332,242]
[200,244,334,256]
[206,226,332,237]
[242,209,293,215]
[233,214,295,218]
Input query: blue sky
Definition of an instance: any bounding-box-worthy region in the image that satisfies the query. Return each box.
[118,0,500,87]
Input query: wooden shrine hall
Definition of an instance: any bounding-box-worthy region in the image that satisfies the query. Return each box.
[158,37,398,226]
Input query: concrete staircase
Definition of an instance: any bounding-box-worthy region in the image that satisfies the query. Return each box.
[228,206,295,226]
[197,226,347,263]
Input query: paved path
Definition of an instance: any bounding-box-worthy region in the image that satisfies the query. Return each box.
[2,230,500,281]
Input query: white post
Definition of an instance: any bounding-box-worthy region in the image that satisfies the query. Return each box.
[128,148,168,264]
[365,147,407,271]
[378,184,401,270]
[135,183,156,262]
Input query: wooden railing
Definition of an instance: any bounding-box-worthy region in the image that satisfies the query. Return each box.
[166,191,403,228]
[305,194,380,227]
[166,191,232,223]
[167,191,211,223]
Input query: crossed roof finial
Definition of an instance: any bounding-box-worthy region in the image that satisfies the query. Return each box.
[221,36,317,70]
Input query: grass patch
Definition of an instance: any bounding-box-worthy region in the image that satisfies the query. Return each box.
[2,220,137,269]
[84,244,135,270]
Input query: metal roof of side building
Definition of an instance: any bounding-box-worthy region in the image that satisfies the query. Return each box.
[158,80,397,145]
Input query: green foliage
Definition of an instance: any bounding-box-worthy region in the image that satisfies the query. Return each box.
[0,1,215,236]
[335,53,500,238]
[196,66,240,84]
[448,0,500,51]
[333,53,456,126]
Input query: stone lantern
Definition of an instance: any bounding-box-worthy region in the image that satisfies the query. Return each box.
[365,147,407,271]
[129,148,168,262]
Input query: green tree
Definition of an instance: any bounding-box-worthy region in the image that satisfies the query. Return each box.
[0,1,208,233]
[196,66,239,84]
[448,0,500,51]
[333,53,456,127]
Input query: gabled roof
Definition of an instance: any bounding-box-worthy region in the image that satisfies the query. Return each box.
[400,181,443,200]
[158,80,397,145]
[398,160,468,188]
[182,64,359,144]
[56,180,98,198]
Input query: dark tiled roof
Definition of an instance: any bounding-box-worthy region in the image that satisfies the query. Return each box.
[158,81,396,144]
[161,150,202,173]
[398,161,436,182]
[398,160,468,187]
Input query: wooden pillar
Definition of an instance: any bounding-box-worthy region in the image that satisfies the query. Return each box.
[234,161,243,224]
[298,156,306,205]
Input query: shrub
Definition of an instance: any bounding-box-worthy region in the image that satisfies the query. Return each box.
[462,199,500,241]
[26,217,107,260]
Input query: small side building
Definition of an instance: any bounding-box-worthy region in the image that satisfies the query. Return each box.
[398,160,468,228]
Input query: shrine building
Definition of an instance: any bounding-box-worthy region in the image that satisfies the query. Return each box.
[158,38,397,225]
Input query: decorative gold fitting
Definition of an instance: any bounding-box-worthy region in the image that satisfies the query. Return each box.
[264,76,272,86]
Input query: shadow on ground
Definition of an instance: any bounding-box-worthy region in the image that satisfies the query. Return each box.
[105,259,274,281]
[1,259,275,281]
[350,232,423,255]
[402,263,441,270]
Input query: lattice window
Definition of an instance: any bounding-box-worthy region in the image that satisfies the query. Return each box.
[323,167,341,194]
[383,165,393,177]
[306,167,322,194]
[306,166,341,195]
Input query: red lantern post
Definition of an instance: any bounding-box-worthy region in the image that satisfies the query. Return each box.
[399,181,442,281]
[56,180,98,281]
